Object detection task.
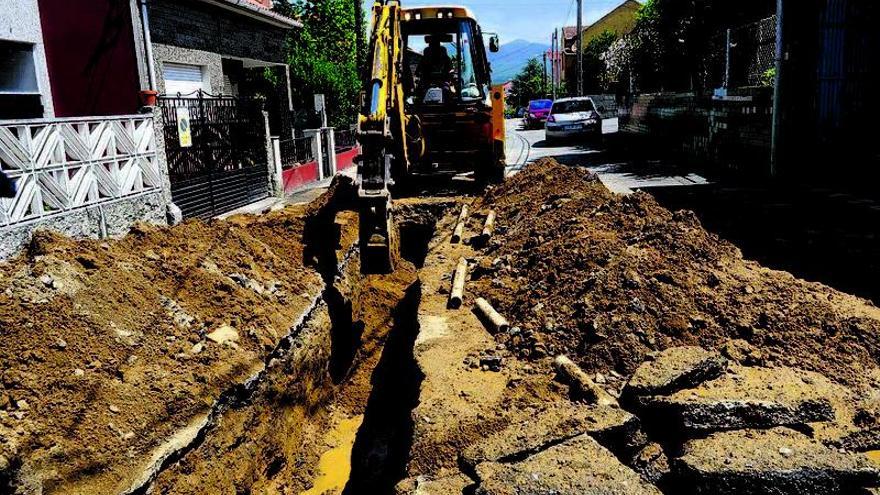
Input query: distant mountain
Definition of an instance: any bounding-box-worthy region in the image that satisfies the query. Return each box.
[488,39,551,84]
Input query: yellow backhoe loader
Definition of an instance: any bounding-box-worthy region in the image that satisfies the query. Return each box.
[357,1,506,272]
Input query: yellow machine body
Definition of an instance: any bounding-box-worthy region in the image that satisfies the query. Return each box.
[357,0,506,271]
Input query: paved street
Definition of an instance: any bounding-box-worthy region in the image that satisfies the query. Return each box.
[504,118,709,194]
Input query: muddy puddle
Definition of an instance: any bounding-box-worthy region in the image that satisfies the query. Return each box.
[301,415,364,495]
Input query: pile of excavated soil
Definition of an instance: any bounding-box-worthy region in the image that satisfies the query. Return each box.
[0,186,348,493]
[149,244,420,495]
[472,158,880,392]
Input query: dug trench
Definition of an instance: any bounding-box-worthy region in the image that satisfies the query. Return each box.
[0,173,442,495]
[139,195,448,494]
[6,160,880,495]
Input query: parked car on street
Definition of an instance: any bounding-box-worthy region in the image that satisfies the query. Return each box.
[545,97,603,142]
[523,99,553,129]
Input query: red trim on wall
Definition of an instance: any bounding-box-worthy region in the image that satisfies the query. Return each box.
[281,147,360,194]
[336,147,359,171]
[282,161,319,194]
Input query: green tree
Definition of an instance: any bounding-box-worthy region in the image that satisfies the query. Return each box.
[509,58,545,108]
[273,0,362,127]
[572,30,618,94]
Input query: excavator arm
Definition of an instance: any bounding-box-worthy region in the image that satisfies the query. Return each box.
[356,0,412,273]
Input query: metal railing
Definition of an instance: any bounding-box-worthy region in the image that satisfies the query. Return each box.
[157,92,267,182]
[278,135,316,170]
[334,126,357,153]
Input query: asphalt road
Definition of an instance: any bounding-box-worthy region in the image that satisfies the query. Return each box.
[503,117,708,194]
[504,117,618,173]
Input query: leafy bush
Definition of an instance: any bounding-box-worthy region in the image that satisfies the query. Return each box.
[273,0,362,127]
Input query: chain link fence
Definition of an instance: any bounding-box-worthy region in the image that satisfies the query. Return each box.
[702,15,777,90]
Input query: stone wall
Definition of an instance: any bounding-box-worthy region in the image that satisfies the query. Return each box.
[0,114,169,260]
[148,0,288,64]
[0,192,166,259]
[620,88,774,176]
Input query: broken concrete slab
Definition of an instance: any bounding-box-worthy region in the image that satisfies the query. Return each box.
[460,401,642,472]
[643,366,836,432]
[675,427,880,494]
[623,346,727,402]
[395,472,474,494]
[473,434,662,495]
[836,426,880,453]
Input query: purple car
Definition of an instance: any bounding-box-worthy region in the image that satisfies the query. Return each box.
[524,99,553,129]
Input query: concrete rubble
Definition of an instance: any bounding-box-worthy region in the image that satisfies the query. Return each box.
[642,365,837,432]
[473,434,663,495]
[459,402,642,472]
[622,346,728,401]
[395,473,474,495]
[676,427,880,494]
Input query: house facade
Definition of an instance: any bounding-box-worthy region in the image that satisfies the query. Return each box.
[0,0,303,258]
[142,0,300,219]
[562,0,641,86]
[0,0,55,119]
[145,0,298,99]
[0,0,170,260]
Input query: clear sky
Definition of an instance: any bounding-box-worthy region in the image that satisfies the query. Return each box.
[363,0,638,44]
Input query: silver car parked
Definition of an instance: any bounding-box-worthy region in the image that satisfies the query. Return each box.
[545,97,603,142]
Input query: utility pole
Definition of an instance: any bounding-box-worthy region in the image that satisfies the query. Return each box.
[576,0,584,96]
[723,28,732,89]
[557,27,563,92]
[558,28,563,91]
[551,30,557,100]
[543,52,548,96]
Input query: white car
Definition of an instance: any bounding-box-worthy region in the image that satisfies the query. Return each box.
[545,97,603,142]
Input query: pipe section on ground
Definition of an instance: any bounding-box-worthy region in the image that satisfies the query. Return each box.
[451,204,469,243]
[481,210,496,242]
[554,355,617,407]
[474,297,509,333]
[449,257,468,309]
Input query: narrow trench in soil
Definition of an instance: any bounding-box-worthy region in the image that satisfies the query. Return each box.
[342,281,423,494]
[306,213,438,495]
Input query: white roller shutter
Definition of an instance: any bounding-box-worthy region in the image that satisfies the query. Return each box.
[164,63,206,95]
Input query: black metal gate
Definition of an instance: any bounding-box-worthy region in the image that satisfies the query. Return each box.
[159,93,269,219]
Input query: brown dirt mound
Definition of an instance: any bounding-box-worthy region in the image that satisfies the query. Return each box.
[0,188,348,493]
[472,158,880,391]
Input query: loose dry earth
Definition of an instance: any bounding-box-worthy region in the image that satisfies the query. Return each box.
[397,159,880,494]
[472,159,880,390]
[3,159,880,495]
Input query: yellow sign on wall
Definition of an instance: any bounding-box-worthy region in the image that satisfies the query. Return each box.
[176,107,192,148]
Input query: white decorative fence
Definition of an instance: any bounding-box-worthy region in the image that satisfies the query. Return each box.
[0,115,162,228]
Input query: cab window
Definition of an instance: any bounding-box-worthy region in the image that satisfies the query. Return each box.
[403,18,487,103]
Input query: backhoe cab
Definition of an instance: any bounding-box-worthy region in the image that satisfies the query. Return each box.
[357,2,506,273]
[401,6,505,182]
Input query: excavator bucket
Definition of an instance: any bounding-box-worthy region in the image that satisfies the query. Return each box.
[358,190,396,273]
